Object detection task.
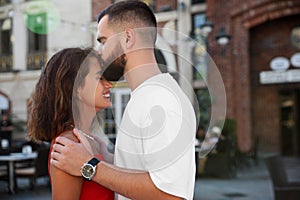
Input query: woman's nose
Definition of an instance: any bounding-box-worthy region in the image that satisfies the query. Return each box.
[103,79,112,88]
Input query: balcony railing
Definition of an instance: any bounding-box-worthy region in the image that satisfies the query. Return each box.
[27,51,47,70]
[0,54,13,72]
[0,52,47,73]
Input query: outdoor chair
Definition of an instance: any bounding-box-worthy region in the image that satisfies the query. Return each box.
[14,141,40,169]
[0,161,8,192]
[264,155,300,200]
[14,145,50,190]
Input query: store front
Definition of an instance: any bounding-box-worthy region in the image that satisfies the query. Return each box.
[250,14,300,156]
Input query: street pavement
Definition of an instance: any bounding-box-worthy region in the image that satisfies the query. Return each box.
[193,158,274,200]
[0,158,274,200]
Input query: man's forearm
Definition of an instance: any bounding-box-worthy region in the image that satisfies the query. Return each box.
[93,161,182,200]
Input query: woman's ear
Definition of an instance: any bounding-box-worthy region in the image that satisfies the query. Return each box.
[76,87,83,101]
[124,28,135,49]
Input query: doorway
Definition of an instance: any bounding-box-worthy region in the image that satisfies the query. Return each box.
[280,90,300,156]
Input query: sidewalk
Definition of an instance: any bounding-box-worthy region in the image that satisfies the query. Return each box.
[193,158,274,200]
[0,158,274,200]
[0,178,51,200]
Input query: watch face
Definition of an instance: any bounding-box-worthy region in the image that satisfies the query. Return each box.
[81,164,95,180]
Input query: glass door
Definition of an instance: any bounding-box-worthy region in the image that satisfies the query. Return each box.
[101,87,131,143]
[280,90,300,156]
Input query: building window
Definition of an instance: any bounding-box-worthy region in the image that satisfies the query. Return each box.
[142,0,177,13]
[192,0,206,5]
[155,48,168,73]
[26,13,47,70]
[101,108,116,136]
[194,88,211,131]
[0,18,13,72]
[100,88,131,142]
[0,0,11,6]
[192,13,207,81]
[142,0,156,11]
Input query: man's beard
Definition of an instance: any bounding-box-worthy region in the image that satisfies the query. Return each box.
[102,43,126,81]
[102,55,126,81]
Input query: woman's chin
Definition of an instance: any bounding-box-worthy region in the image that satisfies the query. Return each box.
[95,103,112,111]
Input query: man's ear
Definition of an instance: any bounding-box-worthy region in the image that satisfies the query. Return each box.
[124,28,135,48]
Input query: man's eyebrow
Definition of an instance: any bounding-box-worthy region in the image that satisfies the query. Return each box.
[96,69,104,75]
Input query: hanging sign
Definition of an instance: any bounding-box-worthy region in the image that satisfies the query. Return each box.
[290,53,300,67]
[24,0,60,35]
[270,57,289,71]
[260,69,300,84]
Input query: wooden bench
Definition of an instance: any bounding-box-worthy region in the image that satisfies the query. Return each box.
[264,155,300,200]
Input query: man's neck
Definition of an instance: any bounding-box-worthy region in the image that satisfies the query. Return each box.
[124,63,161,91]
[124,50,162,91]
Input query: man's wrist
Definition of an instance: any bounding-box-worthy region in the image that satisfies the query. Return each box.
[80,157,100,181]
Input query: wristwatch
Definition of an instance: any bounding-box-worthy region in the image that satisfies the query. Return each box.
[80,157,100,181]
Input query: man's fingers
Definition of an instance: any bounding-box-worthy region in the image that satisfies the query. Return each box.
[50,151,61,161]
[55,136,73,146]
[50,157,60,169]
[73,128,80,141]
[52,142,65,154]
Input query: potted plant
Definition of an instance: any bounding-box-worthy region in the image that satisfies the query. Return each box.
[203,118,237,178]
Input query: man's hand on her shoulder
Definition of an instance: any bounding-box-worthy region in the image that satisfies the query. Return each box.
[50,135,93,177]
[60,130,80,143]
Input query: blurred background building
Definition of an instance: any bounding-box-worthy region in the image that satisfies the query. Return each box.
[0,0,299,158]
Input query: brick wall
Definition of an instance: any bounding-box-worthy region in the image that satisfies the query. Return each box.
[207,0,300,152]
[92,0,113,20]
[250,14,300,153]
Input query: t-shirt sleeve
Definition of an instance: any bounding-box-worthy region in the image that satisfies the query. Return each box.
[149,143,195,200]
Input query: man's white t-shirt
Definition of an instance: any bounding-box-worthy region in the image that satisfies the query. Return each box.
[114,73,196,199]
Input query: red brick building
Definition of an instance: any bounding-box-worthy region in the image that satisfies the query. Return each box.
[207,0,300,155]
[91,0,300,156]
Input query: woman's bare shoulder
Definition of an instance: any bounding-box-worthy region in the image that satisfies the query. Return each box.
[60,130,80,143]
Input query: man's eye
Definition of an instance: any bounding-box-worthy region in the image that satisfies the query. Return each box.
[100,39,106,46]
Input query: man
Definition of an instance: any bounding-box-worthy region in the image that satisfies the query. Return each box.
[51,1,196,199]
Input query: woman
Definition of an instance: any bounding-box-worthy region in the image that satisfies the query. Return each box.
[27,48,114,200]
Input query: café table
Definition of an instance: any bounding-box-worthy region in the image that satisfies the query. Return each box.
[0,152,37,193]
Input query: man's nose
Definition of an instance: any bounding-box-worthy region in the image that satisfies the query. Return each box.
[97,47,102,55]
[95,43,104,55]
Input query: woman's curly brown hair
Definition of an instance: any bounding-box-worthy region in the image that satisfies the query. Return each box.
[27,47,101,142]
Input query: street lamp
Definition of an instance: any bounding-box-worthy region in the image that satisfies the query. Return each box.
[215,26,231,46]
[200,17,214,38]
[215,26,231,56]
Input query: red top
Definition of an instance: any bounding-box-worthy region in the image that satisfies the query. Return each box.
[49,142,114,200]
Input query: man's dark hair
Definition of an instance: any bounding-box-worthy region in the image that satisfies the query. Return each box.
[97,0,157,42]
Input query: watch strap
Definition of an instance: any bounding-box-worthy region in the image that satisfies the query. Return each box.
[87,157,100,167]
